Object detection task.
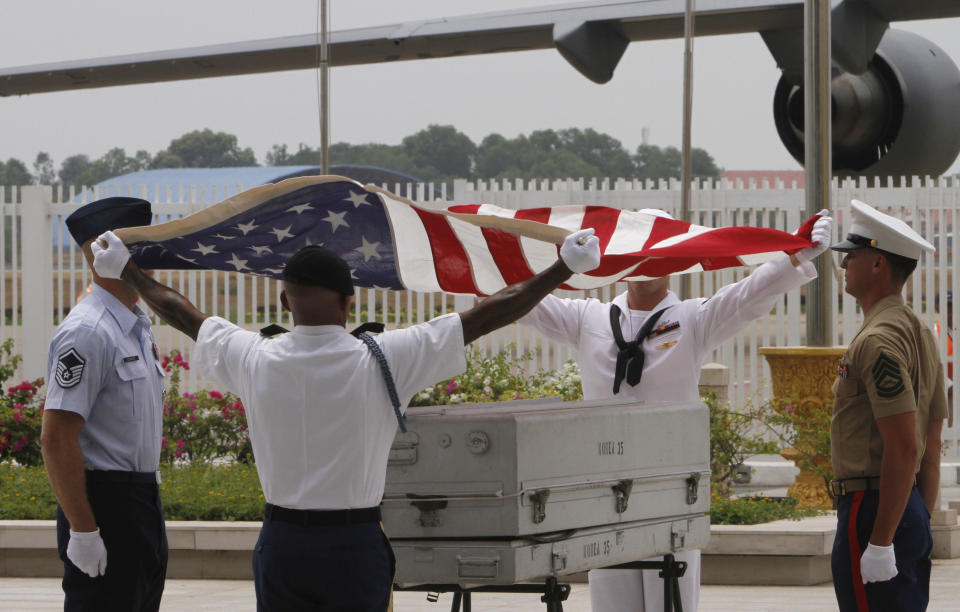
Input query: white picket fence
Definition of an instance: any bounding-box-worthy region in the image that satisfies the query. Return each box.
[3,176,959,454]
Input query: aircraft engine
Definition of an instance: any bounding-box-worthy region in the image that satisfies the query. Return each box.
[773,29,960,177]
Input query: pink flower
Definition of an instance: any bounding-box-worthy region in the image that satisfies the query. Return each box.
[188,413,196,422]
[162,436,167,447]
[209,390,223,399]
[182,392,194,399]
[12,411,23,422]
[785,404,795,413]
[175,439,186,458]
[444,380,459,394]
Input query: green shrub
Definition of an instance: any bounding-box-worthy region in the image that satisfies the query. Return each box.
[705,392,779,498]
[0,463,264,521]
[710,493,824,525]
[411,346,582,406]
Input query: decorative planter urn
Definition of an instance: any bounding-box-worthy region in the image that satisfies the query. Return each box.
[758,346,846,510]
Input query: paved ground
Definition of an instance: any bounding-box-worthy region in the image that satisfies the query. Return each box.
[4,559,960,611]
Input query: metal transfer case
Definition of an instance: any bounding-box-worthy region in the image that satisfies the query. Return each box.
[392,514,710,587]
[381,398,710,539]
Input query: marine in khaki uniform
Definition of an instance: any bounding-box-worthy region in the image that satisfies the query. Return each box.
[829,199,948,612]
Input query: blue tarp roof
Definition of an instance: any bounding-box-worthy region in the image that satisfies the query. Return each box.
[90,165,435,203]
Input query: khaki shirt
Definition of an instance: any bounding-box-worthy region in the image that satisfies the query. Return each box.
[831,294,948,479]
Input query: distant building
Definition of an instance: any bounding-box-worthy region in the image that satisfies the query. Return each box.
[720,170,805,188]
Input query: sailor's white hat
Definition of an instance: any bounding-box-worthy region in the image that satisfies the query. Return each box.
[830,199,934,260]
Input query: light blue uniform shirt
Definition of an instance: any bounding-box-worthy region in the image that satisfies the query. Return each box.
[45,285,165,472]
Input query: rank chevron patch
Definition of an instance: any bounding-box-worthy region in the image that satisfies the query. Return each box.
[55,348,85,389]
[871,352,905,399]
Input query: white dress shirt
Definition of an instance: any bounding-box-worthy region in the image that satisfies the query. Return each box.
[193,313,466,509]
[521,256,817,401]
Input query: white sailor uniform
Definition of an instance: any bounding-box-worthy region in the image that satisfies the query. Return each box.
[521,256,817,612]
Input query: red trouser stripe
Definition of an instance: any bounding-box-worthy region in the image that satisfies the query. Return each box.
[848,491,870,612]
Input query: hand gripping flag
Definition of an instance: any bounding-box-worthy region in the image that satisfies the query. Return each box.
[113,175,818,296]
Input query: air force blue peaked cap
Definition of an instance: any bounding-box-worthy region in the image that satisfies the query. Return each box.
[66,197,152,246]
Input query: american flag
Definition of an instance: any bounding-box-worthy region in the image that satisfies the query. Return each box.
[116,176,815,296]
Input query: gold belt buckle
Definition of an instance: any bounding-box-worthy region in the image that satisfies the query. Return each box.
[829,480,846,497]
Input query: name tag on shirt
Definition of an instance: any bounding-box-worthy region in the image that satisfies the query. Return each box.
[123,355,140,363]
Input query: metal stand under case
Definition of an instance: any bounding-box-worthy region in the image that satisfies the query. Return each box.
[395,554,688,612]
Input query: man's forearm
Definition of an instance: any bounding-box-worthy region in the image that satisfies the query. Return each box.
[122,265,207,340]
[459,261,572,345]
[872,444,917,545]
[918,421,944,514]
[41,418,96,531]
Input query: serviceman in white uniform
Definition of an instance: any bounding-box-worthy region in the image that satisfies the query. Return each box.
[520,209,833,612]
[91,228,601,611]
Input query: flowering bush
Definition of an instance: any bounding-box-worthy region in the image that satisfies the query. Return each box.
[750,395,834,489]
[160,351,252,464]
[410,346,583,407]
[0,340,45,466]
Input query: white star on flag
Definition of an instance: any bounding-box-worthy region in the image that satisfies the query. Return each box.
[355,236,382,261]
[346,192,370,207]
[235,221,258,235]
[227,253,250,271]
[287,203,313,214]
[323,210,349,232]
[249,245,273,256]
[192,243,218,256]
[270,226,294,242]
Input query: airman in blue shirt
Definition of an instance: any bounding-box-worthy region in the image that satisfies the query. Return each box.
[41,197,168,612]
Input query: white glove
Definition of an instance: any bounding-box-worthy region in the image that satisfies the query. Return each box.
[860,542,897,583]
[560,228,601,274]
[793,209,832,263]
[91,231,131,279]
[67,528,108,578]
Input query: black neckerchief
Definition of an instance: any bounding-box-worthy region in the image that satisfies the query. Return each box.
[609,304,669,394]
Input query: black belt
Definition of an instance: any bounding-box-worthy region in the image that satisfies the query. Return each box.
[264,503,381,526]
[85,470,159,485]
[829,476,883,497]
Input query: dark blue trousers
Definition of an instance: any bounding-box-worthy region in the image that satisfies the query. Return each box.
[56,476,168,612]
[253,515,395,612]
[832,487,932,612]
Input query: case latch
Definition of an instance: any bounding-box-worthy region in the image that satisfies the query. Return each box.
[530,489,551,524]
[408,495,448,527]
[686,472,701,505]
[612,479,633,514]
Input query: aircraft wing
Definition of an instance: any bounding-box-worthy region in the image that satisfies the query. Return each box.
[1,0,959,96]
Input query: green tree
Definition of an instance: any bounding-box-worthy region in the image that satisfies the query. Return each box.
[58,155,92,186]
[33,152,56,185]
[691,148,722,179]
[402,125,476,179]
[557,128,635,178]
[159,129,257,168]
[475,133,535,178]
[0,158,32,187]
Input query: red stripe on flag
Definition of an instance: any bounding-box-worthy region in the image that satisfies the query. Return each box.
[413,208,479,294]
[848,491,870,612]
[645,217,692,249]
[581,206,622,253]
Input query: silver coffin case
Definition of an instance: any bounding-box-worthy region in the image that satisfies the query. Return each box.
[382,398,710,539]
[392,514,710,587]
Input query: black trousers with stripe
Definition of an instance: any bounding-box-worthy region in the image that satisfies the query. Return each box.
[253,514,395,612]
[832,487,932,611]
[56,475,168,612]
